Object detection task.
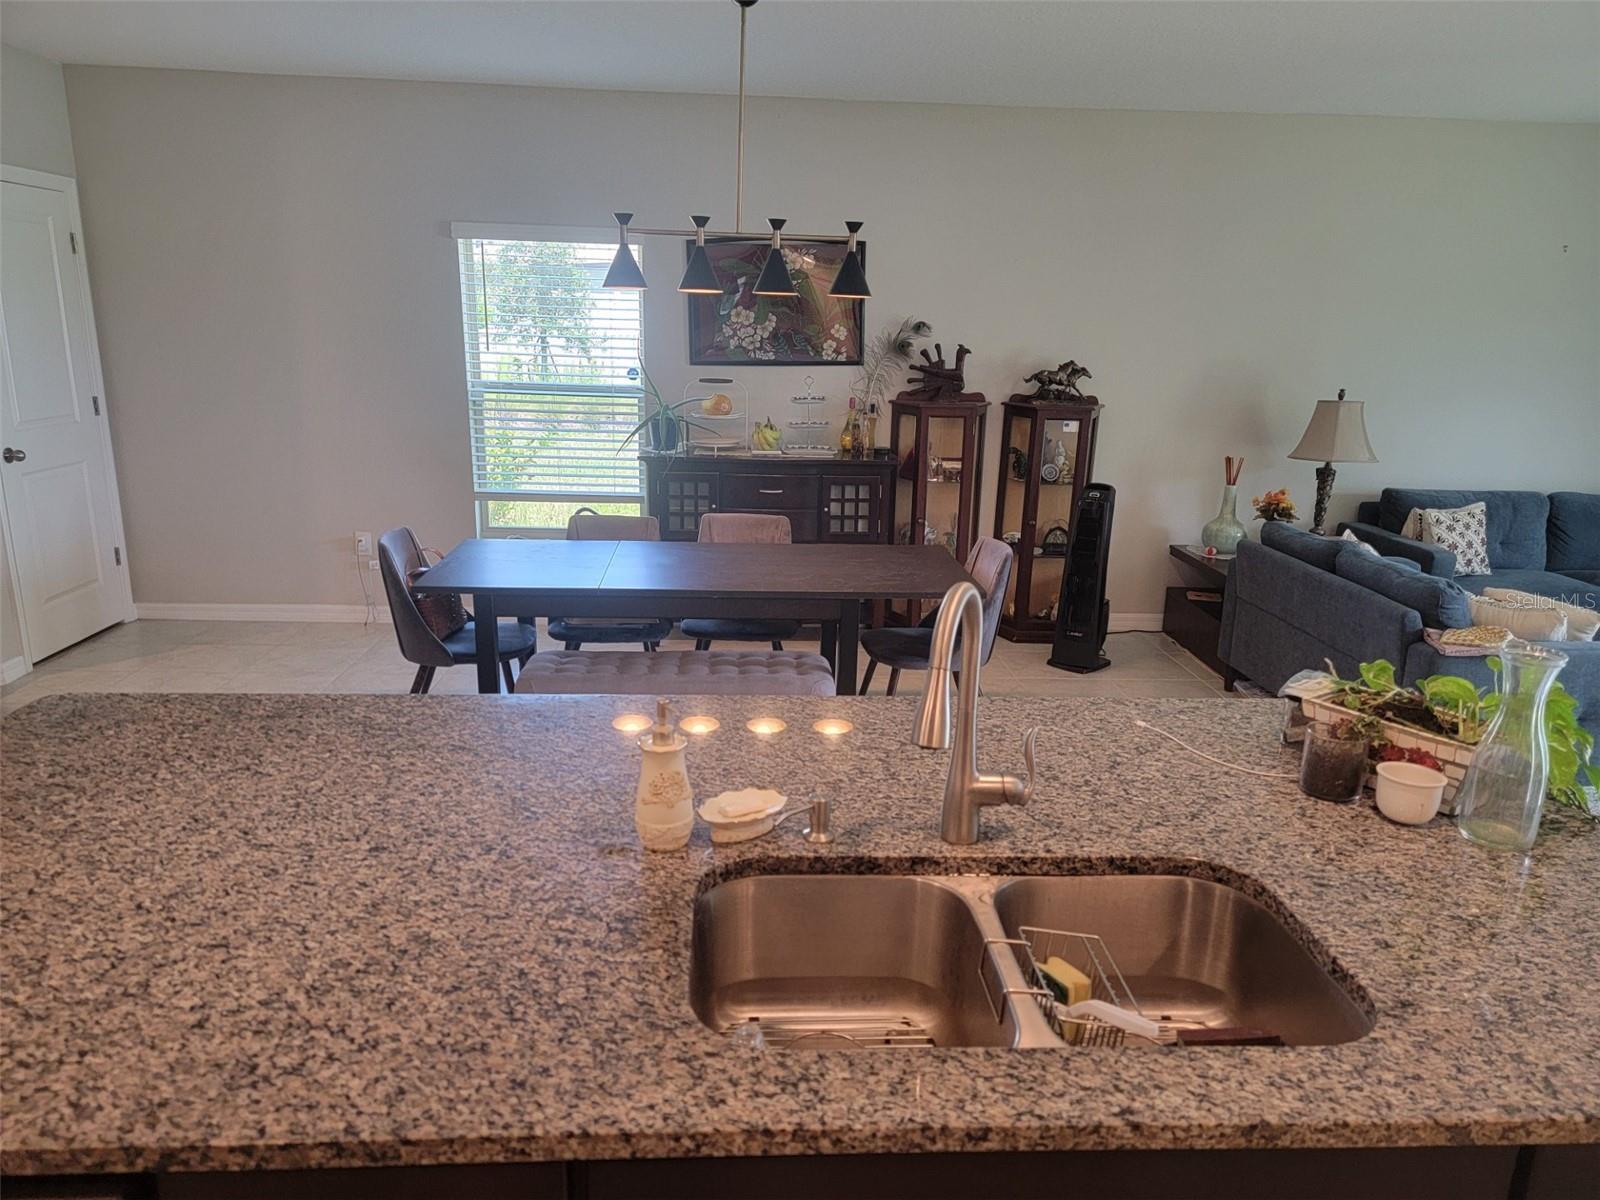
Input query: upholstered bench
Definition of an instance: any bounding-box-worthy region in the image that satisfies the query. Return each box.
[511,650,836,696]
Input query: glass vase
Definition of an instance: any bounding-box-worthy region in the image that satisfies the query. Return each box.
[1456,641,1568,853]
[1201,484,1246,554]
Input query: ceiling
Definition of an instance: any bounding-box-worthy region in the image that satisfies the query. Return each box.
[4,1,1597,124]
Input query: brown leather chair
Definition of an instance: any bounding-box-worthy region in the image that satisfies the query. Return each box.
[859,537,1014,695]
[680,513,802,651]
[378,527,537,693]
[546,509,674,651]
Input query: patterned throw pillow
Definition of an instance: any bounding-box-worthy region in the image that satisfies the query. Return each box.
[1467,594,1567,641]
[1420,502,1491,576]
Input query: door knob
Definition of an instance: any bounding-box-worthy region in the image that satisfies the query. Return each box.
[2,447,24,463]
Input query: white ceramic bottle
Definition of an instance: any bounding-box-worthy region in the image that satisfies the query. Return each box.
[635,697,694,851]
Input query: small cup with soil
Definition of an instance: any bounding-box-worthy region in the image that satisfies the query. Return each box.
[1299,719,1372,803]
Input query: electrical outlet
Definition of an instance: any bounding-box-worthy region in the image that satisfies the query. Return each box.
[369,559,380,571]
[354,531,373,557]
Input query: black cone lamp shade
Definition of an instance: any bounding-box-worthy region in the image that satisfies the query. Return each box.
[827,221,870,299]
[603,212,647,289]
[753,217,798,296]
[677,215,722,294]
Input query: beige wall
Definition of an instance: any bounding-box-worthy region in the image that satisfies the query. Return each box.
[60,66,1600,617]
[1,43,79,668]
[1,42,77,177]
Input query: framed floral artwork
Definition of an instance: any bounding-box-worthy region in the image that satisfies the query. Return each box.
[685,237,865,365]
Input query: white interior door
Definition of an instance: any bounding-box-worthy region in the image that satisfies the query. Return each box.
[0,176,128,661]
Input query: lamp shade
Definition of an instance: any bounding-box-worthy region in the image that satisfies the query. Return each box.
[753,217,798,296]
[827,220,870,299]
[1288,391,1377,464]
[678,215,723,294]
[602,212,647,290]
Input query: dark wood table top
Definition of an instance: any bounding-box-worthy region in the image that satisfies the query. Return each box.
[1169,542,1232,581]
[410,538,617,594]
[413,539,970,600]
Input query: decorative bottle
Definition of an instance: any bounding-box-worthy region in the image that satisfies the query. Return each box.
[1456,642,1569,854]
[839,397,858,457]
[635,697,694,851]
[864,401,879,454]
[1200,484,1247,555]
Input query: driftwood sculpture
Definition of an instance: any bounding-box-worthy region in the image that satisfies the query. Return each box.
[1024,360,1098,403]
[901,343,973,402]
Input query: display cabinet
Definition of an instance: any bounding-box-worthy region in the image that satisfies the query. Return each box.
[886,397,987,624]
[991,397,1101,641]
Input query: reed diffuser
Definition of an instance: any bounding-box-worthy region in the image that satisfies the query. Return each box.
[1201,455,1248,554]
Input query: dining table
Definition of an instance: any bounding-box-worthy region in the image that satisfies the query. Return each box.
[411,539,974,695]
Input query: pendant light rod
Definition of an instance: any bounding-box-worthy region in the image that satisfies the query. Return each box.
[735,0,749,230]
[628,223,851,244]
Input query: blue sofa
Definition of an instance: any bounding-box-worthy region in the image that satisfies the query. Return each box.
[1342,489,1600,597]
[1218,508,1600,744]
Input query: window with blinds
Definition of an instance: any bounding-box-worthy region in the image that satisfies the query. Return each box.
[456,236,644,532]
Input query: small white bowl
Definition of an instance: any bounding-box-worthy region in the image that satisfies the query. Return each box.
[698,788,787,844]
[1373,762,1446,826]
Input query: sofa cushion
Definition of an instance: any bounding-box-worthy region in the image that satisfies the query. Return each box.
[1377,489,1549,570]
[1335,543,1473,629]
[1482,587,1600,641]
[1455,568,1600,608]
[1260,521,1342,572]
[1547,492,1600,573]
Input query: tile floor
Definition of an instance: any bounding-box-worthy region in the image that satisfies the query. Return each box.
[1,618,1233,714]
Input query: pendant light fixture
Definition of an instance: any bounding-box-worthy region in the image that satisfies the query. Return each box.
[752,218,798,296]
[602,0,867,300]
[827,220,870,299]
[602,212,647,290]
[678,215,722,294]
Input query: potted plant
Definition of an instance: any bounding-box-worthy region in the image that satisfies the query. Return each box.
[1252,487,1298,524]
[618,363,717,455]
[1306,659,1597,820]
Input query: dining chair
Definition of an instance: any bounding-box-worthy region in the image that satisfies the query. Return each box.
[377,527,538,693]
[858,537,1014,695]
[546,509,675,651]
[680,512,802,651]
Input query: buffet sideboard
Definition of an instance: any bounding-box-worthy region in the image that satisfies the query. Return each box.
[643,452,897,544]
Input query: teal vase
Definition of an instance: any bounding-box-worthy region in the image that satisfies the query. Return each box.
[1201,484,1247,554]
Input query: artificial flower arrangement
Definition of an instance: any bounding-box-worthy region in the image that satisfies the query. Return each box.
[1252,487,1298,523]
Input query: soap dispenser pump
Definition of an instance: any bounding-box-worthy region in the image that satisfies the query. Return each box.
[635,697,694,851]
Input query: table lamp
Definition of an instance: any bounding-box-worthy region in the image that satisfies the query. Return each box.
[1288,389,1377,534]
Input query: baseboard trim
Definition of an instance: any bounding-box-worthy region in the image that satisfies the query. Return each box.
[135,603,390,624]
[1,655,31,685]
[1108,612,1163,633]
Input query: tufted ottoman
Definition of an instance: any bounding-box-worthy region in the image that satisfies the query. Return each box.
[511,650,836,696]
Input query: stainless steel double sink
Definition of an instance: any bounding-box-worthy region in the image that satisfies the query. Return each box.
[690,873,1374,1049]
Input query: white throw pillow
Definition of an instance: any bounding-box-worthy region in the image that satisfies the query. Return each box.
[1420,502,1492,576]
[1482,587,1600,642]
[1401,507,1424,540]
[1340,529,1380,556]
[1467,594,1568,642]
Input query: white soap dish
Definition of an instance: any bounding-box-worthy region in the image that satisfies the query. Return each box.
[699,788,788,843]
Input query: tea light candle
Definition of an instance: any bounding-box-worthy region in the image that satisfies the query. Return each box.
[611,713,652,734]
[746,717,786,736]
[680,715,721,736]
[812,718,853,738]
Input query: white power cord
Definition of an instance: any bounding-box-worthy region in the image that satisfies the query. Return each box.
[1133,719,1299,780]
[354,543,377,628]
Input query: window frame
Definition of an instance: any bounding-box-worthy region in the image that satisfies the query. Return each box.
[452,223,646,538]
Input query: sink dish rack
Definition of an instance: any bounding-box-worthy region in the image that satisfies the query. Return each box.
[984,925,1172,1047]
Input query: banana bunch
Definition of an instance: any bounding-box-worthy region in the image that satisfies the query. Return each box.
[751,418,783,452]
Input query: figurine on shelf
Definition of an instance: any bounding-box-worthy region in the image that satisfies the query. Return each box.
[900,343,973,402]
[1024,360,1099,403]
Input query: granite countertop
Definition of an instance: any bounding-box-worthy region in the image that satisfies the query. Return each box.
[3,692,1597,1175]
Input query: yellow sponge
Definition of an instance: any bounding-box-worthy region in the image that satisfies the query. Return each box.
[1038,955,1092,1005]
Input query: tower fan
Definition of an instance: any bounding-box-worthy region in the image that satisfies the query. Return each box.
[1048,483,1115,673]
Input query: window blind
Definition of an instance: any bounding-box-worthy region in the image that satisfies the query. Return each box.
[457,237,644,501]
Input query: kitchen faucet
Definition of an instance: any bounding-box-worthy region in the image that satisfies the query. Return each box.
[914,581,1039,844]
